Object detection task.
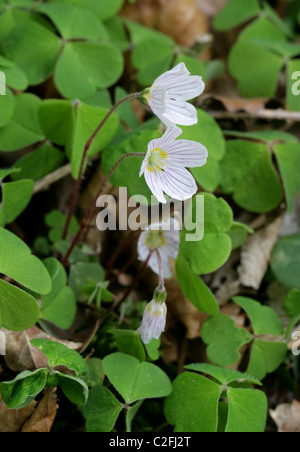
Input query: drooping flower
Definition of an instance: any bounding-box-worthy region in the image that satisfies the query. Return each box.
[137,218,180,279]
[141,62,205,127]
[137,288,167,344]
[139,126,208,204]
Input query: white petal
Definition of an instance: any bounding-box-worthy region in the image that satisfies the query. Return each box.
[148,252,172,279]
[139,154,148,177]
[160,166,198,201]
[158,126,182,147]
[163,139,208,168]
[152,63,190,87]
[160,233,180,260]
[137,230,151,262]
[162,99,198,126]
[137,301,167,344]
[148,85,166,115]
[166,75,205,101]
[144,169,167,204]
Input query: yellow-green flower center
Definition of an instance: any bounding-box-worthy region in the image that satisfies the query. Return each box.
[141,86,156,104]
[147,147,167,172]
[145,230,166,248]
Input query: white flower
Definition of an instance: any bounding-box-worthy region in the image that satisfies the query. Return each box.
[142,62,205,127]
[137,299,167,344]
[140,126,208,204]
[137,218,180,279]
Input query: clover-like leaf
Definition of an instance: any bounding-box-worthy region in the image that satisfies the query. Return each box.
[220,140,282,213]
[185,363,261,386]
[0,93,44,152]
[271,232,300,289]
[31,339,87,376]
[233,296,283,336]
[12,143,65,182]
[180,193,233,275]
[225,387,267,432]
[0,227,52,294]
[40,258,76,330]
[176,252,219,315]
[83,385,123,433]
[0,179,34,226]
[3,21,62,85]
[246,340,287,381]
[165,364,267,432]
[54,41,123,99]
[0,368,48,409]
[37,3,109,40]
[213,0,261,31]
[0,279,40,331]
[273,142,300,213]
[164,372,223,432]
[67,101,119,179]
[102,352,172,404]
[201,313,252,366]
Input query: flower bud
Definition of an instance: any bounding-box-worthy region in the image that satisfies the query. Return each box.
[137,299,167,345]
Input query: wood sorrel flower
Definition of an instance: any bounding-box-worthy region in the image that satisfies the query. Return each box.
[139,126,208,204]
[137,288,167,344]
[137,218,180,278]
[141,62,205,127]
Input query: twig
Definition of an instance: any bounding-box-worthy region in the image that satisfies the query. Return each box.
[112,250,153,311]
[207,108,300,122]
[33,162,72,194]
[32,154,100,195]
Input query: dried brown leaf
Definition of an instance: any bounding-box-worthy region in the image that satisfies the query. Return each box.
[3,326,82,372]
[21,389,58,433]
[201,94,266,114]
[238,216,284,290]
[120,0,209,48]
[0,395,36,432]
[270,401,300,432]
[196,0,231,17]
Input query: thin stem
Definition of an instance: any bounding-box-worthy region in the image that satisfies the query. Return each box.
[112,247,165,313]
[106,230,139,279]
[152,247,165,291]
[61,152,145,266]
[113,250,154,311]
[62,92,141,240]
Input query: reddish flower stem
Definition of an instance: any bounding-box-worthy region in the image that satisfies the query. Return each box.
[62,92,141,240]
[61,152,145,267]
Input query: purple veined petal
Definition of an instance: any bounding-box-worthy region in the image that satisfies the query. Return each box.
[148,85,166,114]
[160,166,198,201]
[152,63,190,87]
[139,154,148,177]
[137,218,180,278]
[147,136,165,153]
[143,168,167,204]
[137,300,167,344]
[163,139,208,168]
[159,232,180,260]
[137,229,151,262]
[166,75,205,101]
[162,99,198,126]
[158,126,182,147]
